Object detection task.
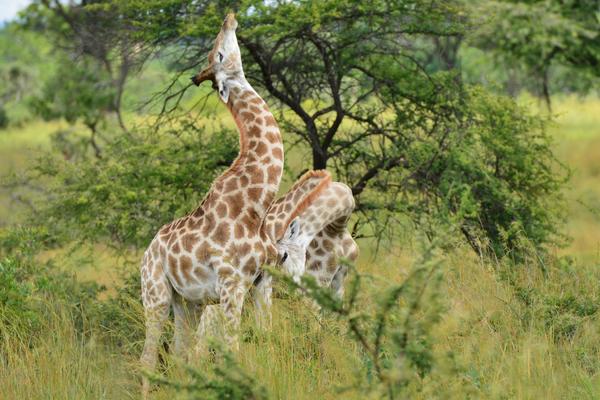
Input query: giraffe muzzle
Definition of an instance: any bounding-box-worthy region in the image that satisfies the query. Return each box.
[191,68,215,87]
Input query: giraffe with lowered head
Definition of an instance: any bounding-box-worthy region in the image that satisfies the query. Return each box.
[139,13,283,397]
[254,170,358,323]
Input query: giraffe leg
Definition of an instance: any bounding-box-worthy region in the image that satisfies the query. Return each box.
[252,272,272,330]
[194,305,223,357]
[140,257,173,400]
[330,264,348,299]
[217,270,248,351]
[172,294,203,362]
[140,299,170,399]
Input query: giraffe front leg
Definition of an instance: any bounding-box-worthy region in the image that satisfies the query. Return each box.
[173,294,203,362]
[217,269,247,351]
[253,272,272,331]
[194,305,223,358]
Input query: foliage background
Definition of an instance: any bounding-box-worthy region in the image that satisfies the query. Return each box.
[0,0,599,399]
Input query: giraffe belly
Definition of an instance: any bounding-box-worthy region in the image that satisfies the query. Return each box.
[165,264,219,302]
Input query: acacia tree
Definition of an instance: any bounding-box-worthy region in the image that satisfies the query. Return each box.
[21,0,153,135]
[107,0,567,258]
[471,0,600,110]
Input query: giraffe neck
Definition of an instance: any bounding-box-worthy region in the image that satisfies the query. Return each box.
[213,79,284,221]
[264,170,332,243]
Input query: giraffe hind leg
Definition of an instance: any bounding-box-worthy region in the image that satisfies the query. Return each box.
[140,262,173,399]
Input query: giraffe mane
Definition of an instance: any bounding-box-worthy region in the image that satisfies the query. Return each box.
[280,169,332,239]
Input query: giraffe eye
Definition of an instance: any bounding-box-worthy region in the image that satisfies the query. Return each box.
[281,252,288,263]
[218,52,224,62]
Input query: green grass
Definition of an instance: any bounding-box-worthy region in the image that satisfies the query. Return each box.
[1,95,600,399]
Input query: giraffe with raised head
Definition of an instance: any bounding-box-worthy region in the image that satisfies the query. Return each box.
[139,13,283,397]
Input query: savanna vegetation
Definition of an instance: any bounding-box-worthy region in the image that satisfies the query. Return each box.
[1,1,599,399]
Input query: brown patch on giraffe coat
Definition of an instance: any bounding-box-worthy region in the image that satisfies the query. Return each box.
[241,112,255,122]
[224,192,243,219]
[254,141,268,157]
[181,233,198,253]
[248,125,261,138]
[192,206,204,218]
[168,254,182,286]
[180,255,193,281]
[247,187,261,202]
[249,105,261,114]
[254,117,263,126]
[187,217,203,230]
[234,224,245,239]
[159,223,172,237]
[218,266,235,279]
[202,212,216,236]
[323,239,334,251]
[241,90,253,100]
[224,178,238,192]
[172,241,181,254]
[242,259,258,276]
[216,202,228,218]
[241,212,260,234]
[234,100,248,113]
[264,115,277,127]
[274,222,283,238]
[266,132,278,144]
[250,169,265,184]
[213,222,231,246]
[267,165,282,184]
[240,175,249,187]
[195,242,214,263]
[272,147,283,160]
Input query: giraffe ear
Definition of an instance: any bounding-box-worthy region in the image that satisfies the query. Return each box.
[218,80,230,103]
[286,218,301,241]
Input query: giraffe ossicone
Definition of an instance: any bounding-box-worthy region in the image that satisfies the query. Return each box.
[140,13,284,398]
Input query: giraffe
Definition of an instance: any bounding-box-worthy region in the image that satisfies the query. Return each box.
[139,13,283,397]
[195,170,359,344]
[258,170,358,322]
[263,170,358,291]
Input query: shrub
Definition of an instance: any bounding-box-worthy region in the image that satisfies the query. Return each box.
[18,120,237,248]
[0,106,8,129]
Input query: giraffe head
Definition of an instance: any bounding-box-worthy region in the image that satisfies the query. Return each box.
[264,170,333,282]
[276,218,306,282]
[191,13,244,103]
